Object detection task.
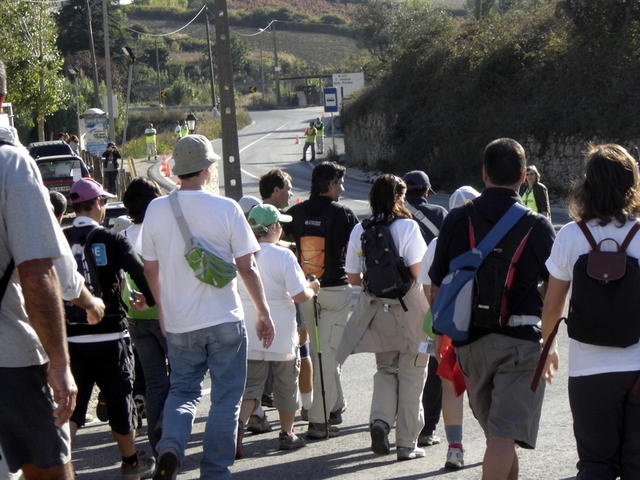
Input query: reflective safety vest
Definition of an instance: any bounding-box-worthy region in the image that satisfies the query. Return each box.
[304,127,317,143]
[144,128,156,144]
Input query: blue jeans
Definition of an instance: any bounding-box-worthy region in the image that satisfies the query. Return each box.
[127,318,170,454]
[158,322,247,480]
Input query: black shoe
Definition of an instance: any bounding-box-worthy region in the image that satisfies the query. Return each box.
[96,391,108,422]
[261,393,275,408]
[370,419,390,455]
[328,409,343,425]
[153,449,179,480]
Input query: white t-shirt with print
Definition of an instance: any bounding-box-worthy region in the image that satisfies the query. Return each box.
[140,190,260,334]
[345,218,427,275]
[546,218,640,377]
[418,238,438,286]
[243,242,307,361]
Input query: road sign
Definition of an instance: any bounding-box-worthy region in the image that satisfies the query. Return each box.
[324,87,338,113]
[332,72,365,106]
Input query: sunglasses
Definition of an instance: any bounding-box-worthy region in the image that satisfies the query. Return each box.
[98,196,109,206]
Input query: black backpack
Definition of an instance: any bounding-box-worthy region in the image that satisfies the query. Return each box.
[467,203,538,330]
[567,220,640,347]
[361,217,413,310]
[63,225,103,325]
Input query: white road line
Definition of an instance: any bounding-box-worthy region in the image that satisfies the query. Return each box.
[238,122,289,180]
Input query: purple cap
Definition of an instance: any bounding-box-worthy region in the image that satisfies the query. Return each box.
[69,178,116,204]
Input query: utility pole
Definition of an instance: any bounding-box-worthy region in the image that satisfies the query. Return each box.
[205,7,217,111]
[86,0,100,106]
[102,0,115,142]
[213,0,243,199]
[272,22,281,105]
[155,39,162,105]
[259,40,265,99]
[121,47,135,153]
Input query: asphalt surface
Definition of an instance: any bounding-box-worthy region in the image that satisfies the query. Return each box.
[72,107,578,479]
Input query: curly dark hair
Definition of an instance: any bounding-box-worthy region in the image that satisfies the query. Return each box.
[369,174,411,220]
[569,144,640,226]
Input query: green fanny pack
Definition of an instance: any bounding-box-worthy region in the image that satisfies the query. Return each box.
[170,191,237,288]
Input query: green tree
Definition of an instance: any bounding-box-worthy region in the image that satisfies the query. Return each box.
[1,1,66,140]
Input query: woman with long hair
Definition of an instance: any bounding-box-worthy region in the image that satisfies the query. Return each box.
[542,144,640,479]
[337,174,429,461]
[519,165,551,219]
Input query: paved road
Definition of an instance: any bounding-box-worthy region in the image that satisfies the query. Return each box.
[73,107,578,479]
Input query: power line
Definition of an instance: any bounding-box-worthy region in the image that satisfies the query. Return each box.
[118,4,206,37]
[16,0,69,4]
[233,19,278,37]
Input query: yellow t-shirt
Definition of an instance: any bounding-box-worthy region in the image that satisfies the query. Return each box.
[522,190,538,213]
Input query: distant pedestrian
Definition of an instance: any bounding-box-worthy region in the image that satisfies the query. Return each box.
[140,134,274,479]
[237,204,320,454]
[429,138,555,479]
[144,123,158,162]
[174,120,188,140]
[338,174,430,461]
[68,134,80,155]
[101,142,121,196]
[313,117,324,155]
[542,144,640,479]
[300,121,317,162]
[519,165,550,219]
[0,59,77,480]
[58,131,69,143]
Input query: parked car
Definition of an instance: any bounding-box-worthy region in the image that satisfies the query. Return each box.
[28,140,75,159]
[35,155,91,197]
[103,201,129,230]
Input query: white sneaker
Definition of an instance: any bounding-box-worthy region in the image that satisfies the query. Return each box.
[445,446,464,469]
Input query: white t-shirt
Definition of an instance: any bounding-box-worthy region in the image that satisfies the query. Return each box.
[546,219,640,377]
[243,242,306,361]
[140,190,260,333]
[418,238,438,286]
[345,218,427,274]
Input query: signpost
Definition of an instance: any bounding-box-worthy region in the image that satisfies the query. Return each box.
[332,72,365,107]
[324,87,338,153]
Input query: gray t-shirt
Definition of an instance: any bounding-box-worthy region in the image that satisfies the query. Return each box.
[0,143,68,367]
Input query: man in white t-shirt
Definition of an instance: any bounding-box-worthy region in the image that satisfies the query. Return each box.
[141,134,274,480]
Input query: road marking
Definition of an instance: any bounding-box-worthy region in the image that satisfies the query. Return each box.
[238,122,289,180]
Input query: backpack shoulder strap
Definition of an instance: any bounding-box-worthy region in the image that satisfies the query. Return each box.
[576,220,598,250]
[406,203,439,238]
[620,221,640,252]
[83,227,103,298]
[475,203,529,258]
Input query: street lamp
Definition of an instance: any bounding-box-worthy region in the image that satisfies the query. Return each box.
[186,112,197,134]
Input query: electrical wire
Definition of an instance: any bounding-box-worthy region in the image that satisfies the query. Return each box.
[233,19,278,37]
[119,4,206,37]
[16,0,69,4]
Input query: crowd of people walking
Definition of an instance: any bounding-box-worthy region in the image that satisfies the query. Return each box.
[0,55,639,480]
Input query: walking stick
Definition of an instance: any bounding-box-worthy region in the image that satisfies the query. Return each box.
[310,278,330,439]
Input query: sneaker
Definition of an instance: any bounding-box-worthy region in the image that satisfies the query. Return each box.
[96,390,108,422]
[299,158,306,162]
[246,414,271,434]
[370,420,390,455]
[328,409,343,425]
[417,433,441,447]
[278,431,306,450]
[445,446,464,469]
[153,449,180,480]
[300,408,308,421]
[397,446,426,461]
[235,420,244,460]
[261,393,275,408]
[121,451,155,479]
[306,422,339,439]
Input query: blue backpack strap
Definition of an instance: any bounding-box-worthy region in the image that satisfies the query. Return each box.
[475,203,529,259]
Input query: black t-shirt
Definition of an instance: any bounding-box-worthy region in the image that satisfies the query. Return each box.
[65,225,155,337]
[429,187,555,344]
[406,194,448,244]
[284,195,358,287]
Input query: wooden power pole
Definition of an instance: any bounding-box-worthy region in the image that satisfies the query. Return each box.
[213,0,243,200]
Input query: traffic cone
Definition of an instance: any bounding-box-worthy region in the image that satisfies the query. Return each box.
[161,156,171,177]
[295,135,300,145]
[321,113,325,118]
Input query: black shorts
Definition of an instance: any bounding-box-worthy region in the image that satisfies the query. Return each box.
[0,364,71,472]
[69,337,136,435]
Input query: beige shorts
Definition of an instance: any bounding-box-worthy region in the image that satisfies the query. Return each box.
[456,333,545,449]
[244,359,300,413]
